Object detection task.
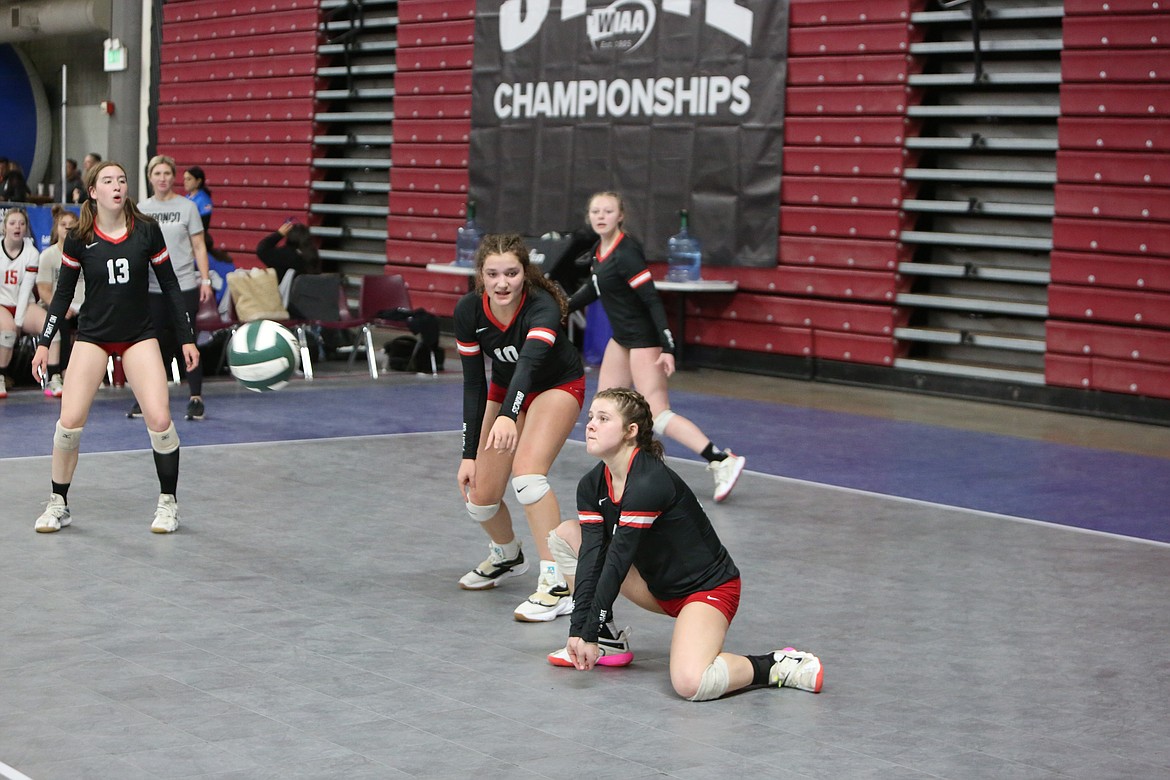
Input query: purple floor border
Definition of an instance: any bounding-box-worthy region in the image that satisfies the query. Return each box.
[2,373,1168,543]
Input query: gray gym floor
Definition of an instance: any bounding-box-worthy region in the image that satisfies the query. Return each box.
[2,372,1169,779]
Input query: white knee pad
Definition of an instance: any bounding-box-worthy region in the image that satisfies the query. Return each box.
[653,409,676,436]
[0,330,15,349]
[466,501,500,524]
[54,421,84,451]
[547,529,578,577]
[687,656,730,702]
[511,474,550,506]
[149,422,180,454]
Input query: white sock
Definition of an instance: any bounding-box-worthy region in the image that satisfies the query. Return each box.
[497,539,521,559]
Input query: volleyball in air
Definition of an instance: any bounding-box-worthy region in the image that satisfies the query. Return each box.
[227,320,300,392]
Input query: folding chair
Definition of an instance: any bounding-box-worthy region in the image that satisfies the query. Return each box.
[364,274,439,376]
[309,276,378,378]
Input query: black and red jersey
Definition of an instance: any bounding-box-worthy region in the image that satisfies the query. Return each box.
[570,449,740,643]
[40,218,192,347]
[567,232,675,354]
[454,286,583,459]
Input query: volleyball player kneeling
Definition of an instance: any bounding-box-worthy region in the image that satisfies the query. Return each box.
[547,388,823,700]
[31,161,199,534]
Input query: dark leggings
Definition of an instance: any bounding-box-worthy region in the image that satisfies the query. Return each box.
[148,288,203,396]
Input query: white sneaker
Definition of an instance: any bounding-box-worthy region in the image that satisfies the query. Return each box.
[514,563,573,622]
[708,452,746,502]
[769,648,823,693]
[0,375,7,399]
[548,626,633,667]
[458,542,528,590]
[151,494,180,534]
[35,494,71,533]
[45,374,64,398]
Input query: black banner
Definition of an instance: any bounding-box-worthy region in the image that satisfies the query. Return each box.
[470,1,789,267]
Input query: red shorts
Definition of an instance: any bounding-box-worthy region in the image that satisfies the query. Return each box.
[488,375,586,412]
[656,577,742,624]
[81,340,139,357]
[2,305,14,316]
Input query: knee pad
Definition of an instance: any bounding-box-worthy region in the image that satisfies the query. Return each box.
[466,501,500,524]
[511,473,550,506]
[547,529,577,577]
[653,410,676,436]
[149,422,180,454]
[687,656,730,702]
[0,330,15,349]
[53,421,83,451]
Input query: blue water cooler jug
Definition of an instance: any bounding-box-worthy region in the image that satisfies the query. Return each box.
[454,200,483,266]
[666,209,702,282]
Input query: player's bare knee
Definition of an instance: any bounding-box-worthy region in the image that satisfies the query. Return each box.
[148,422,180,454]
[53,421,84,451]
[511,473,550,506]
[466,501,500,524]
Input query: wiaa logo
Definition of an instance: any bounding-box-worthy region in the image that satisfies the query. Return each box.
[499,0,754,54]
[587,0,655,53]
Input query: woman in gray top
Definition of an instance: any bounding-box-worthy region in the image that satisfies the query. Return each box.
[135,154,212,421]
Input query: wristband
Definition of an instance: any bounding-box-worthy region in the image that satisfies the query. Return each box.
[201,278,212,286]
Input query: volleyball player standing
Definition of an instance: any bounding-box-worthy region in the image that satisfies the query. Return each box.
[455,233,585,622]
[31,161,199,534]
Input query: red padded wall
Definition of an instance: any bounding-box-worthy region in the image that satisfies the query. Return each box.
[769,0,923,366]
[383,0,474,315]
[1049,1,1170,399]
[157,0,322,266]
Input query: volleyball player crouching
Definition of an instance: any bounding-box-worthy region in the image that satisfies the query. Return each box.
[546,388,823,701]
[31,161,199,534]
[455,233,585,622]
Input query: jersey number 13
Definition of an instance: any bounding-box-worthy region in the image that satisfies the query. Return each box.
[106,258,131,284]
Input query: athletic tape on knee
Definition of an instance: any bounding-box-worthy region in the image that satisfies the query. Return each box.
[0,330,15,348]
[688,656,731,702]
[466,501,500,524]
[53,421,83,451]
[547,529,577,577]
[653,410,676,436]
[511,474,550,506]
[149,422,180,454]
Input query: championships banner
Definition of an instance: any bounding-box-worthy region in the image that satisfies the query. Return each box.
[469,0,789,267]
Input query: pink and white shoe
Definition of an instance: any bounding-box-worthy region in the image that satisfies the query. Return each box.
[770,648,823,693]
[548,627,633,668]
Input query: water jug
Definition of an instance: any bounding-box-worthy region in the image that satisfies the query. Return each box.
[454,200,483,266]
[666,209,702,282]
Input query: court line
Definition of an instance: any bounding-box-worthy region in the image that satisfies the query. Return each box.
[0,759,35,780]
[7,431,1168,550]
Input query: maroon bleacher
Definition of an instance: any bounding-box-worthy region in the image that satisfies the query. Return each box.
[153,0,1170,405]
[765,0,922,366]
[1048,2,1170,399]
[385,1,476,315]
[156,0,321,265]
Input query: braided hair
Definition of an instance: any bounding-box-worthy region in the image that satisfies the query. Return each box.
[594,387,665,460]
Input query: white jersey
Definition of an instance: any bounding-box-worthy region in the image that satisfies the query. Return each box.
[1,238,40,324]
[37,244,86,313]
[138,194,203,293]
